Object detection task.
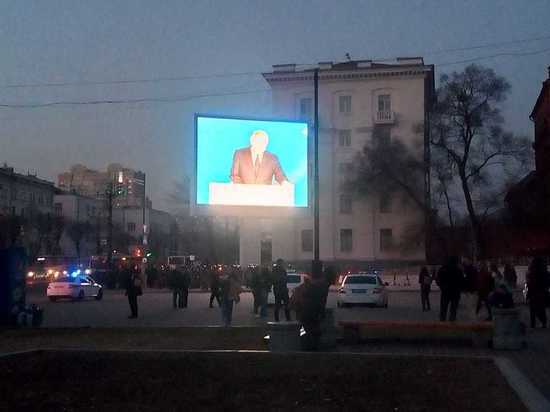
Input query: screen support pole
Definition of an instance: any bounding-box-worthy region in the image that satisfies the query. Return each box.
[312,68,322,279]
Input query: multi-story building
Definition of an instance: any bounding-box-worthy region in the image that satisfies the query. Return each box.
[58,163,146,208]
[0,166,57,217]
[238,58,434,268]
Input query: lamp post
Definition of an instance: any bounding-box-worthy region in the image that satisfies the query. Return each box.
[312,68,322,279]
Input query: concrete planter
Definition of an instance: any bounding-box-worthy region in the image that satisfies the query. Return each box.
[493,308,526,350]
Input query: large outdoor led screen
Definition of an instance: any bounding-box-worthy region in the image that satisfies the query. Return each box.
[195,115,309,208]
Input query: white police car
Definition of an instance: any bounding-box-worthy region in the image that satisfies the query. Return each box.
[46,271,103,302]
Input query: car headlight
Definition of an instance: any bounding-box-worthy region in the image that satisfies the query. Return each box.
[63,270,68,275]
[27,271,34,278]
[85,269,92,275]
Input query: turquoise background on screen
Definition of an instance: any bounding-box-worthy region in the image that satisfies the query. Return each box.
[196,116,309,207]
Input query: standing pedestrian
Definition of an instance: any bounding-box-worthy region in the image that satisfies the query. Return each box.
[504,263,518,290]
[209,267,222,308]
[168,268,184,309]
[526,257,549,329]
[436,256,465,322]
[475,262,494,321]
[418,266,432,311]
[249,266,261,315]
[258,267,271,319]
[220,271,242,327]
[125,267,142,319]
[272,258,291,322]
[181,265,191,308]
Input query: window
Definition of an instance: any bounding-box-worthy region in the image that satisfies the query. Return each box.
[344,276,376,285]
[340,229,353,252]
[339,95,352,114]
[299,97,312,119]
[373,125,391,146]
[339,194,352,214]
[127,222,136,232]
[378,94,391,112]
[38,194,44,205]
[338,130,351,147]
[301,229,313,252]
[380,229,393,251]
[379,193,392,213]
[54,203,62,216]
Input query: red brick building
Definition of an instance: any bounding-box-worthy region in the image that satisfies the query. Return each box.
[503,66,550,255]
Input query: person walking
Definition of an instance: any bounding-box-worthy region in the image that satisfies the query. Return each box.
[125,267,142,319]
[272,258,291,322]
[526,257,549,329]
[436,256,465,322]
[503,263,518,290]
[220,271,242,327]
[249,266,261,315]
[209,267,222,308]
[181,265,191,308]
[475,262,494,321]
[418,266,432,311]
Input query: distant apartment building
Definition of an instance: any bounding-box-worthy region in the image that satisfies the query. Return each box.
[58,163,146,208]
[0,166,57,217]
[238,58,434,268]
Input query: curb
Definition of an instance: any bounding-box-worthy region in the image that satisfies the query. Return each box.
[494,357,550,412]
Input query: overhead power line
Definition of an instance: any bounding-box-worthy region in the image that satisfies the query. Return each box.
[0,89,271,109]
[437,47,550,66]
[2,33,549,90]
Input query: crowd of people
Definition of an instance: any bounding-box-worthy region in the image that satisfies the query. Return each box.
[418,256,549,328]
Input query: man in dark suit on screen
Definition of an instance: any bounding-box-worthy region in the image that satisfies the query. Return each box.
[230,130,289,185]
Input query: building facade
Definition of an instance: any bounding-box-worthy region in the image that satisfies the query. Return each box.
[58,163,146,208]
[239,58,434,269]
[0,166,56,217]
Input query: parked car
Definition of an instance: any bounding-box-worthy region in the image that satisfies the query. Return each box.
[337,273,388,308]
[268,272,308,304]
[46,275,103,302]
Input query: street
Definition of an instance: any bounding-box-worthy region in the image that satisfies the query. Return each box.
[26,285,520,328]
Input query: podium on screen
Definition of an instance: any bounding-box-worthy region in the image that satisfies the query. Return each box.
[208,182,295,207]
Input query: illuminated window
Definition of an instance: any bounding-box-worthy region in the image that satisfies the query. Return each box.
[340,229,353,252]
[339,95,352,114]
[338,130,351,147]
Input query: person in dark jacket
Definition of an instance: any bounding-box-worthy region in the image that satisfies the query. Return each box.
[168,268,183,309]
[418,266,432,311]
[475,262,494,320]
[526,257,549,329]
[272,259,291,322]
[181,266,191,308]
[503,263,518,290]
[125,268,142,319]
[462,257,479,294]
[436,256,465,322]
[249,266,261,315]
[209,267,222,308]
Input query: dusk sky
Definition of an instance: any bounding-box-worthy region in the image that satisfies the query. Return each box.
[1,0,549,211]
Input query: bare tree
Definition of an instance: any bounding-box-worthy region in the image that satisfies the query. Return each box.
[430,64,532,257]
[66,220,92,263]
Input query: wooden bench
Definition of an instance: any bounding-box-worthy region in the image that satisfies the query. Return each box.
[338,320,494,348]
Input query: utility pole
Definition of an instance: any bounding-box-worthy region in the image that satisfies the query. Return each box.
[312,68,322,279]
[106,183,113,273]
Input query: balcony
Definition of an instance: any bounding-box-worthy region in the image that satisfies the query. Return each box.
[375,110,395,124]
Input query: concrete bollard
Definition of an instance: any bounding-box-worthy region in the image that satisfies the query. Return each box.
[267,321,301,352]
[493,308,526,350]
